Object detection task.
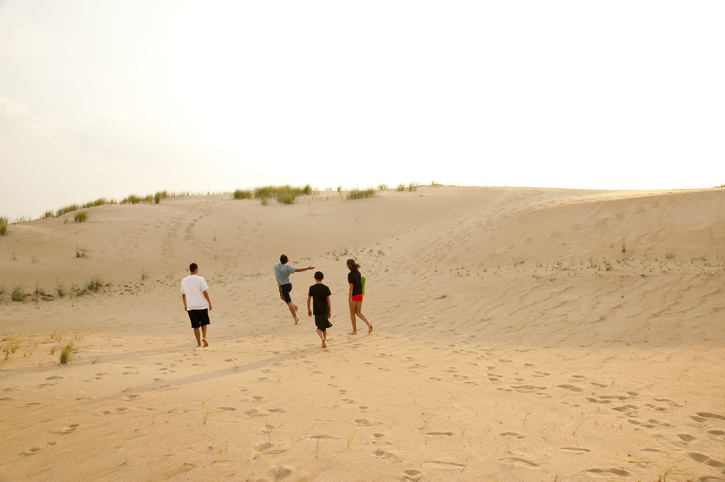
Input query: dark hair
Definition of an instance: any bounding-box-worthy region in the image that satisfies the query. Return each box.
[346,259,360,271]
[314,271,324,280]
[189,263,198,273]
[280,254,288,264]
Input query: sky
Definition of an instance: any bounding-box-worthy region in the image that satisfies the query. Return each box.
[1,1,724,220]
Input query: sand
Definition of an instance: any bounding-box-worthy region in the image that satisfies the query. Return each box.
[0,186,723,481]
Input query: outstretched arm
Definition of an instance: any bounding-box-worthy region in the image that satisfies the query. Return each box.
[295,266,315,273]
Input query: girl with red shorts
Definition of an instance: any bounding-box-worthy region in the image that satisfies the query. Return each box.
[347,259,373,335]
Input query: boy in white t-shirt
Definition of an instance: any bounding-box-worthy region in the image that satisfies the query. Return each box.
[180,263,213,347]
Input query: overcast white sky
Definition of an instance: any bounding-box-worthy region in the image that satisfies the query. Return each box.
[1,1,723,220]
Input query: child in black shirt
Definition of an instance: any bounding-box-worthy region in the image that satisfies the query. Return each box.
[307,271,332,349]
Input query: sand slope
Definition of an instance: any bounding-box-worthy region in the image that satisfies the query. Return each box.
[1,186,724,481]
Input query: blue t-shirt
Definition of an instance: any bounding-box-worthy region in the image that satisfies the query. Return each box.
[274,263,296,285]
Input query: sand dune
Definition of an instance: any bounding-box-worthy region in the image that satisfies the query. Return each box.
[1,186,724,481]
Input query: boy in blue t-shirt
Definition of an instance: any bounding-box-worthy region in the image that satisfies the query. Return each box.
[307,271,332,349]
[274,254,314,324]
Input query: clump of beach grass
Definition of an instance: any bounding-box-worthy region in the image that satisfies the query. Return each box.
[56,204,80,216]
[2,334,25,361]
[233,189,253,200]
[120,194,154,204]
[0,216,7,236]
[254,185,312,205]
[396,183,406,192]
[85,275,104,293]
[82,198,112,209]
[34,283,53,301]
[56,280,66,298]
[347,188,376,200]
[74,211,88,223]
[154,191,168,204]
[75,244,89,258]
[59,341,80,364]
[11,285,27,302]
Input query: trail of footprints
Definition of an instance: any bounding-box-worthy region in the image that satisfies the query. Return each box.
[398,344,725,476]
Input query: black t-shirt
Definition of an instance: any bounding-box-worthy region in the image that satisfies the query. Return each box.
[348,270,363,296]
[308,283,331,314]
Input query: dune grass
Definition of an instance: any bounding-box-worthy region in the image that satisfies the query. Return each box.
[11,285,27,302]
[252,185,312,205]
[59,341,79,364]
[85,275,104,293]
[0,216,7,236]
[347,188,376,200]
[233,189,253,200]
[74,211,88,223]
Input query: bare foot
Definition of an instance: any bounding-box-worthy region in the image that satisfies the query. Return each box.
[202,338,209,347]
[294,304,299,312]
[348,331,357,335]
[322,340,327,349]
[368,325,373,334]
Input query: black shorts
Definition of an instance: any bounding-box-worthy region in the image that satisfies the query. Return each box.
[314,312,332,331]
[279,283,293,304]
[187,309,210,329]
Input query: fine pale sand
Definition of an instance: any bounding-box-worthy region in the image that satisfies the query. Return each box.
[1,186,724,481]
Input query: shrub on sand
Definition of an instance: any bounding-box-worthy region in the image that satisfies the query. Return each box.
[74,211,88,223]
[396,183,406,192]
[0,216,7,236]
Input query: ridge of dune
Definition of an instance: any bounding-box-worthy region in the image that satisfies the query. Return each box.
[1,186,724,481]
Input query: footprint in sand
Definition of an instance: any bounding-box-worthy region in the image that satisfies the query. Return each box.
[560,447,591,453]
[255,442,288,456]
[677,434,696,443]
[426,432,453,437]
[500,432,525,439]
[502,457,539,468]
[403,469,425,481]
[689,452,725,468]
[355,419,372,426]
[52,424,79,435]
[22,441,56,455]
[584,468,632,477]
[557,384,584,393]
[697,412,725,420]
[373,449,396,459]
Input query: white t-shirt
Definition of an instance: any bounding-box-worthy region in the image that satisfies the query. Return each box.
[180,274,209,310]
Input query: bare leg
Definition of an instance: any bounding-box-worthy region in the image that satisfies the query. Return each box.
[317,328,327,348]
[201,325,209,347]
[354,300,372,333]
[287,302,299,324]
[348,297,357,334]
[193,328,202,347]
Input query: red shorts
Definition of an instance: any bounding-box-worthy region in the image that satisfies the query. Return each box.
[351,294,363,302]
